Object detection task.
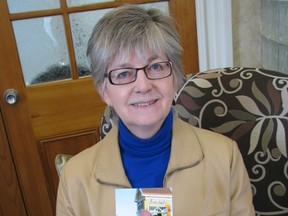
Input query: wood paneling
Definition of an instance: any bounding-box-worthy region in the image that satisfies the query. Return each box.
[38,130,99,215]
[26,78,106,138]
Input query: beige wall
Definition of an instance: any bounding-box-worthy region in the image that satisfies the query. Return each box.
[232,0,261,68]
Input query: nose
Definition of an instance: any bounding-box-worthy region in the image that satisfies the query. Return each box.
[134,69,152,91]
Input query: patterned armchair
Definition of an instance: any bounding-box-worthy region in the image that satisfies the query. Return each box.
[174,67,288,215]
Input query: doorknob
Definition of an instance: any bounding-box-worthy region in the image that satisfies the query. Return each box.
[4,89,19,105]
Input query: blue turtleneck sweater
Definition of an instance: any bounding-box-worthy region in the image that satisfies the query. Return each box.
[119,109,173,188]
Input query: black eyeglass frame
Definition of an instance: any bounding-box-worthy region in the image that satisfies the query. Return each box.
[104,61,173,85]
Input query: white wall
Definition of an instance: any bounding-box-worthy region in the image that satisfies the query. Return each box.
[232,0,261,68]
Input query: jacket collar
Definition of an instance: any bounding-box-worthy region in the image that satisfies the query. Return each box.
[93,117,204,188]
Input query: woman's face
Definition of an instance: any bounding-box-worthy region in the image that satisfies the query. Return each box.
[102,49,175,139]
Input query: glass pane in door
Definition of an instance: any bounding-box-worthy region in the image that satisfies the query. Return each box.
[7,0,60,14]
[67,0,113,7]
[141,1,169,13]
[70,8,113,77]
[70,1,169,77]
[12,16,71,85]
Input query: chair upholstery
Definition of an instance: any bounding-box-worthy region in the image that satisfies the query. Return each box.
[99,105,114,140]
[174,67,288,215]
[55,154,73,176]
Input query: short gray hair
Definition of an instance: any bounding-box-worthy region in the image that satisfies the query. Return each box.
[87,4,184,96]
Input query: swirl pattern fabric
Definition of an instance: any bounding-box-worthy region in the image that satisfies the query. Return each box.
[174,67,288,215]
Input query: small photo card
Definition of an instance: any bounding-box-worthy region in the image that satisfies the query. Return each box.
[115,187,173,216]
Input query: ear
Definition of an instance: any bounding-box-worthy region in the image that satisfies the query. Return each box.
[102,90,111,106]
[97,81,111,106]
[101,86,112,106]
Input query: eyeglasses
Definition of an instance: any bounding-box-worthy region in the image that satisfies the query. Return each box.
[105,61,173,85]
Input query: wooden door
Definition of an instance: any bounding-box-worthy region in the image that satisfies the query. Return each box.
[0,106,27,215]
[0,0,198,215]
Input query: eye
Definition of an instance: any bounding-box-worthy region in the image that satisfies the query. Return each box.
[149,62,164,71]
[115,70,134,79]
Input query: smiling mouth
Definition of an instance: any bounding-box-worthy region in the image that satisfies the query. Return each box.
[132,99,157,107]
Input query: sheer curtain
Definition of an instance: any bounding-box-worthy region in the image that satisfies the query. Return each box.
[195,0,233,72]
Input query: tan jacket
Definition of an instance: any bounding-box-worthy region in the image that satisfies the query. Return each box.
[56,118,255,215]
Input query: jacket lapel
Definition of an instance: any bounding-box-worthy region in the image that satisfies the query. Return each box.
[93,126,131,188]
[165,118,204,177]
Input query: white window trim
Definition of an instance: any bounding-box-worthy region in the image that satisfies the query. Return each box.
[195,0,233,72]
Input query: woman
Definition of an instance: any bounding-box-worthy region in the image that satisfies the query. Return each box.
[56,4,255,215]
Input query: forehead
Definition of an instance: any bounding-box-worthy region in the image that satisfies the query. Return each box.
[110,47,166,68]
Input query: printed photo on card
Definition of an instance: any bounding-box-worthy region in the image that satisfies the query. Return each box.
[115,187,173,216]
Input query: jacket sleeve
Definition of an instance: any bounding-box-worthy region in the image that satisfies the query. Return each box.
[56,168,75,216]
[230,141,255,215]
